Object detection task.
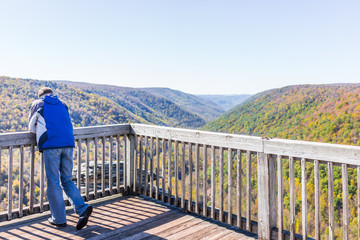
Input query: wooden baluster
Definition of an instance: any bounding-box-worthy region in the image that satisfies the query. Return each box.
[150,137,154,198]
[328,162,334,240]
[342,164,349,240]
[85,139,90,200]
[181,142,186,210]
[358,166,360,240]
[101,137,105,197]
[40,152,44,212]
[124,136,127,192]
[168,140,172,204]
[237,150,242,228]
[219,147,224,222]
[277,155,283,240]
[203,145,208,217]
[116,136,120,193]
[8,146,13,220]
[301,158,307,239]
[211,146,215,219]
[133,135,138,194]
[144,137,149,197]
[77,139,82,192]
[228,148,233,225]
[94,138,98,199]
[289,156,295,240]
[156,137,160,200]
[195,143,200,214]
[19,146,24,217]
[258,153,277,240]
[125,134,135,195]
[246,151,251,232]
[30,144,35,214]
[138,136,143,195]
[314,160,320,240]
[161,139,166,202]
[109,136,113,194]
[188,143,193,212]
[175,141,179,206]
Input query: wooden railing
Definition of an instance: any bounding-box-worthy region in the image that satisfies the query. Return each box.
[0,124,134,222]
[1,123,360,240]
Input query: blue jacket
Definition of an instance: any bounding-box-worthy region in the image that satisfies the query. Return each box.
[28,95,75,151]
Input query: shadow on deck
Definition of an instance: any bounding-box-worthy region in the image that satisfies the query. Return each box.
[0,195,257,240]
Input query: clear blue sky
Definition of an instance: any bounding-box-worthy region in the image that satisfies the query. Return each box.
[0,1,359,94]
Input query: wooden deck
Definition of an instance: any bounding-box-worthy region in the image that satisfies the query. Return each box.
[0,195,257,240]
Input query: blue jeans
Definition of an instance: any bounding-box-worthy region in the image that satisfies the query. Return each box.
[43,148,88,224]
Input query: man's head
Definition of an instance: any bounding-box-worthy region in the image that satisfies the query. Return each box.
[38,87,53,98]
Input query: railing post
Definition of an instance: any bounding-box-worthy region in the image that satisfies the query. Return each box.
[257,152,277,240]
[126,134,135,194]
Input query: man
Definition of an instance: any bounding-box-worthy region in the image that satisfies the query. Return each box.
[29,87,93,229]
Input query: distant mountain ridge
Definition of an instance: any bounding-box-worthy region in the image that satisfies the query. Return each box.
[59,81,223,128]
[141,87,225,121]
[196,94,251,111]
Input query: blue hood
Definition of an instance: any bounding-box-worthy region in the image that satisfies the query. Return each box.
[43,95,60,105]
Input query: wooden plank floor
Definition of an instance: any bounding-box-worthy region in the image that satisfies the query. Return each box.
[0,195,257,240]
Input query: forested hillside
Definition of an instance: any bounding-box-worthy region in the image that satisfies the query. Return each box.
[205,84,360,239]
[0,77,219,133]
[205,84,360,145]
[0,77,146,133]
[59,81,209,128]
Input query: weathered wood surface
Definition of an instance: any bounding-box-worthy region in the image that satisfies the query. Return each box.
[277,155,283,240]
[102,137,106,196]
[0,124,130,148]
[167,139,172,204]
[19,145,24,217]
[257,153,276,240]
[314,160,320,240]
[29,144,35,214]
[77,139,82,192]
[156,138,160,200]
[126,134,135,193]
[203,145,208,218]
[237,150,242,228]
[301,158,307,239]
[328,162,335,240]
[219,147,224,222]
[3,123,360,166]
[174,141,179,207]
[211,146,216,219]
[195,143,200,214]
[131,123,360,165]
[7,146,13,220]
[0,196,256,240]
[161,139,165,202]
[5,122,360,239]
[109,136,113,194]
[131,124,263,152]
[342,164,349,240]
[289,156,295,240]
[181,142,185,210]
[246,151,251,232]
[188,143,193,212]
[40,153,44,213]
[227,148,232,225]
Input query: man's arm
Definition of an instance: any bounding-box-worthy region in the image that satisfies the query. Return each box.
[28,100,43,133]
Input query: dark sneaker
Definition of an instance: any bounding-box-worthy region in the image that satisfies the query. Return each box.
[48,218,67,228]
[76,205,93,230]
